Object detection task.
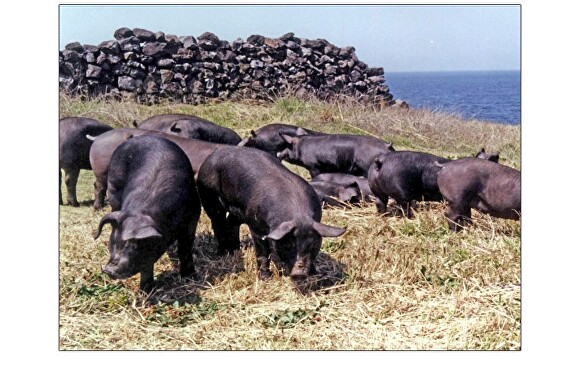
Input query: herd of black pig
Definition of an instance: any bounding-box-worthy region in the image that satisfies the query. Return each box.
[59,114,521,293]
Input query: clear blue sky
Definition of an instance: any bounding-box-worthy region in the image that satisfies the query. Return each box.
[59,4,520,73]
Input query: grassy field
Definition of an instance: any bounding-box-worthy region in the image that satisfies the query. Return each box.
[59,93,520,350]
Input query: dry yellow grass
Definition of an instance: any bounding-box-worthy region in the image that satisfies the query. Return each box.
[59,93,520,350]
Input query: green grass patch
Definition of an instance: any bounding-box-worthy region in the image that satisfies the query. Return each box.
[143,299,225,327]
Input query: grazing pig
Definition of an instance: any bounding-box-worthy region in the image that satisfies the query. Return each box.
[311,173,375,202]
[88,128,223,209]
[308,180,362,207]
[277,134,395,177]
[196,146,346,285]
[437,158,521,232]
[59,117,113,206]
[475,148,500,162]
[237,123,323,158]
[134,113,241,144]
[368,151,451,218]
[93,135,201,292]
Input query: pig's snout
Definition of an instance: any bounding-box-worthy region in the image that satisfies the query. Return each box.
[102,265,119,279]
[103,259,123,279]
[290,261,309,281]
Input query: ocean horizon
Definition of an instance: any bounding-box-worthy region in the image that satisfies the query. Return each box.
[385,70,521,125]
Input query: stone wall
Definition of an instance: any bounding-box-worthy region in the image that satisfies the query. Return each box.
[59,28,394,105]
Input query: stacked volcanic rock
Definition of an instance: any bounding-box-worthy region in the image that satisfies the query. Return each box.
[59,28,394,105]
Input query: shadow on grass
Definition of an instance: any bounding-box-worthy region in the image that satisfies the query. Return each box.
[146,231,246,304]
[290,252,348,295]
[145,231,348,302]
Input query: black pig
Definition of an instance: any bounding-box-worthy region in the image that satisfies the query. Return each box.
[368,151,450,218]
[135,113,241,144]
[94,135,201,292]
[88,128,223,209]
[308,180,362,207]
[59,117,112,206]
[196,146,346,284]
[237,123,323,158]
[437,158,521,231]
[311,173,375,202]
[277,134,395,177]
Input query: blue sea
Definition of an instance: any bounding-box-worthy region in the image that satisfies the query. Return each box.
[385,70,521,125]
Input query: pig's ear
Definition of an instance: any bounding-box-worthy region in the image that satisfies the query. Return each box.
[295,127,309,136]
[94,211,124,239]
[312,221,346,237]
[170,121,182,133]
[347,182,360,192]
[280,133,298,145]
[121,215,162,241]
[339,182,361,201]
[264,220,295,241]
[488,154,500,163]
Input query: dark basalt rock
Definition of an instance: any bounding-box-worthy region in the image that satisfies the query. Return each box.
[247,34,265,45]
[98,40,120,55]
[118,37,141,52]
[114,27,134,40]
[62,50,81,63]
[65,42,84,53]
[142,42,171,58]
[198,32,221,43]
[118,76,143,91]
[180,35,197,47]
[86,64,102,78]
[83,44,99,53]
[133,28,156,42]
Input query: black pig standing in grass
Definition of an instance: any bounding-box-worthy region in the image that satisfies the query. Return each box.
[196,146,346,285]
[437,158,520,232]
[94,135,201,293]
[277,133,395,178]
[237,123,323,158]
[59,117,113,206]
[87,128,223,209]
[134,113,242,144]
[368,151,451,218]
